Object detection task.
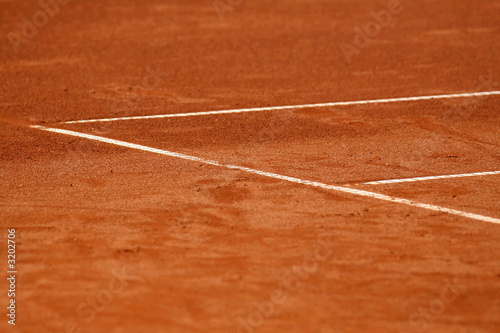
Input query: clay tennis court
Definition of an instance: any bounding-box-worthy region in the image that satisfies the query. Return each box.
[1,0,499,332]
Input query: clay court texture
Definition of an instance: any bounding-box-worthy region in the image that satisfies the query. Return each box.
[1,0,500,332]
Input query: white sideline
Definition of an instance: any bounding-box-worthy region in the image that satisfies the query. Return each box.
[30,125,500,225]
[61,90,500,124]
[362,171,500,185]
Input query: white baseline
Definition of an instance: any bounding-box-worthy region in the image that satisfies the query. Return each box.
[362,171,500,185]
[61,90,500,124]
[31,125,500,225]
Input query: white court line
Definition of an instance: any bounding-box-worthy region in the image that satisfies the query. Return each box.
[61,90,500,124]
[362,171,500,185]
[30,125,500,225]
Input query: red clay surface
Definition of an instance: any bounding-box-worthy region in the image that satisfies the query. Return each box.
[1,0,499,332]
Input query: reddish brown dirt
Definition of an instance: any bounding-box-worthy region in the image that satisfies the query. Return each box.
[1,0,499,332]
